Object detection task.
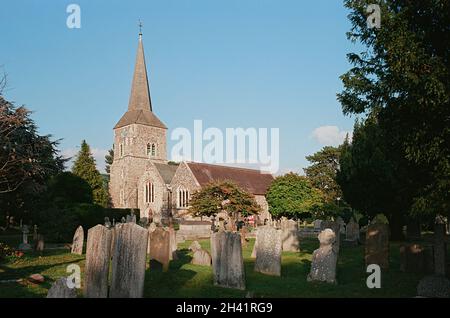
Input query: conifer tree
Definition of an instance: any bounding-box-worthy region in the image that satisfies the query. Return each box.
[72,140,108,207]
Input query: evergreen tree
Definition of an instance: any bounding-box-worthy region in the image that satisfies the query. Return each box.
[105,148,114,175]
[72,140,108,207]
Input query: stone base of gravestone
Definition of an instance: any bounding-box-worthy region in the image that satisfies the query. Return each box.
[71,226,84,255]
[400,243,434,274]
[110,223,149,298]
[365,223,389,269]
[254,226,282,276]
[307,229,338,284]
[211,231,246,290]
[47,277,77,298]
[84,225,112,298]
[149,227,171,272]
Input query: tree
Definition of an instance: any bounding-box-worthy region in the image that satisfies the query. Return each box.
[266,173,323,220]
[189,180,261,228]
[304,145,343,205]
[105,148,114,174]
[72,140,108,207]
[0,96,64,226]
[338,0,450,220]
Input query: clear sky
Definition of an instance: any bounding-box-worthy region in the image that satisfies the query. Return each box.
[0,0,359,174]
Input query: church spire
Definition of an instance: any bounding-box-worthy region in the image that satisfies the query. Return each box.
[128,22,152,112]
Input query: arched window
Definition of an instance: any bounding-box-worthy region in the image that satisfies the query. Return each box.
[145,182,155,203]
[177,188,189,208]
[119,143,124,157]
[146,143,151,156]
[151,143,156,157]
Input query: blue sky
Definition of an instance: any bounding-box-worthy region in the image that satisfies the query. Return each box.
[0,0,359,174]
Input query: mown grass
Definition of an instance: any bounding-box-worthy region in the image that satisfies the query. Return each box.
[0,234,424,298]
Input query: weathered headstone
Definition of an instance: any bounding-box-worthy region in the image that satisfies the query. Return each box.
[211,231,246,290]
[417,275,450,298]
[313,219,322,232]
[168,227,178,261]
[46,278,77,298]
[254,226,282,276]
[307,229,338,284]
[280,218,300,252]
[34,234,45,254]
[104,217,111,228]
[149,227,171,272]
[189,241,212,266]
[71,226,84,255]
[365,223,389,269]
[84,225,112,298]
[336,217,346,234]
[321,221,340,254]
[400,243,433,274]
[345,218,360,242]
[434,220,447,275]
[110,223,149,298]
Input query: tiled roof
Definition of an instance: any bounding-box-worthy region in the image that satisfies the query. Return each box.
[114,109,167,129]
[187,162,274,195]
[154,162,179,184]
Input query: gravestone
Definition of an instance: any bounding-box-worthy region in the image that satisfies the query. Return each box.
[71,226,84,255]
[211,231,246,290]
[336,217,346,234]
[321,221,340,254]
[313,220,322,232]
[34,234,45,254]
[189,241,212,266]
[84,225,112,298]
[434,220,447,275]
[168,227,178,261]
[251,230,258,258]
[280,218,300,252]
[345,218,360,242]
[254,226,282,276]
[400,243,433,274]
[104,217,111,228]
[19,225,31,250]
[307,229,338,284]
[46,277,77,298]
[417,275,450,298]
[110,223,148,298]
[126,213,136,223]
[33,225,38,241]
[240,227,248,247]
[365,223,389,269]
[149,227,171,272]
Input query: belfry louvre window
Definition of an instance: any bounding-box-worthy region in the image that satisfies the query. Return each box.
[146,143,156,157]
[177,188,190,208]
[145,182,155,203]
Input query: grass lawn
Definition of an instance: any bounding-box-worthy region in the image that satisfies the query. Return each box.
[0,234,424,298]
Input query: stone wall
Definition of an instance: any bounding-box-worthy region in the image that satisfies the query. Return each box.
[169,162,201,220]
[137,163,168,219]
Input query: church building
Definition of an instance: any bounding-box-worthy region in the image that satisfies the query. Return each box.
[109,31,273,225]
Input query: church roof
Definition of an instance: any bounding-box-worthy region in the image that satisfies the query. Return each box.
[114,33,166,129]
[154,163,179,184]
[186,162,274,195]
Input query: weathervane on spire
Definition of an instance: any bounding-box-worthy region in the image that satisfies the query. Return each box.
[138,19,143,36]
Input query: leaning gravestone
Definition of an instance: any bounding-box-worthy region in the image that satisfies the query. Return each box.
[84,225,112,298]
[254,226,282,276]
[149,227,171,272]
[280,218,300,252]
[211,231,246,290]
[46,277,77,298]
[307,229,338,284]
[110,223,148,298]
[365,223,389,269]
[71,226,84,255]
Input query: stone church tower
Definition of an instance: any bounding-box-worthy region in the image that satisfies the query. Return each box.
[109,31,167,209]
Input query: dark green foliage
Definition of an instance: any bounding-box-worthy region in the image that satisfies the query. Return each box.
[266,173,323,219]
[72,140,109,207]
[189,180,261,219]
[338,0,450,220]
[45,172,93,205]
[104,148,114,175]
